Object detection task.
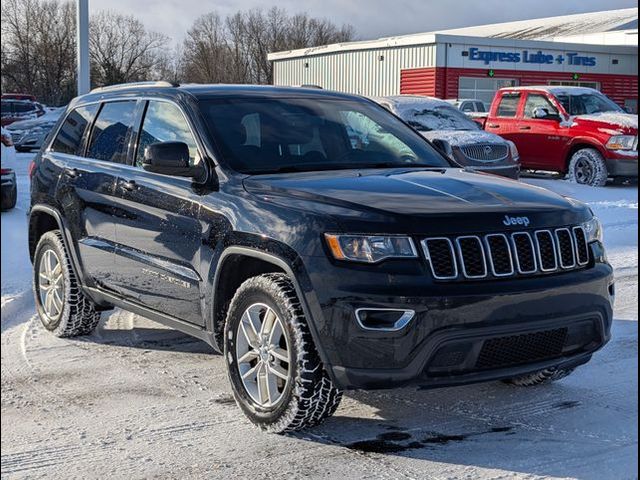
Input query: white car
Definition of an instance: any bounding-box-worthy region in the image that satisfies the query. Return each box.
[446,99,487,113]
[6,108,64,152]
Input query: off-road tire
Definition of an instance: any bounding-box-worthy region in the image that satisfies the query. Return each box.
[33,230,101,337]
[504,367,575,387]
[224,273,342,433]
[567,148,608,187]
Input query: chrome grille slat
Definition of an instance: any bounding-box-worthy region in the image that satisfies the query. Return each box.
[422,226,590,281]
[460,143,509,162]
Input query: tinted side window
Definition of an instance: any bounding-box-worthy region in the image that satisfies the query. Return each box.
[461,102,475,112]
[50,104,99,155]
[524,94,558,118]
[135,101,199,166]
[496,93,521,117]
[87,101,137,163]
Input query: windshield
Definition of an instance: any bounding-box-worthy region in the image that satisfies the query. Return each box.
[396,104,480,132]
[201,97,451,174]
[555,92,623,116]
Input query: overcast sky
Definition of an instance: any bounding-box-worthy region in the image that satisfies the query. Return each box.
[91,0,637,44]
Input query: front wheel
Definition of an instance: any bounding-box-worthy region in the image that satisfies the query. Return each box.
[224,273,342,433]
[566,148,608,187]
[503,367,575,387]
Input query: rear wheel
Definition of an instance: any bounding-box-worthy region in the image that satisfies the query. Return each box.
[224,273,342,433]
[0,186,17,210]
[33,231,101,337]
[567,148,608,187]
[503,367,575,387]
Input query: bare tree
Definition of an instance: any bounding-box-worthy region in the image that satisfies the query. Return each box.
[1,0,76,105]
[89,11,169,87]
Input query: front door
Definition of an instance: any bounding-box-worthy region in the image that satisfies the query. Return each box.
[111,100,205,325]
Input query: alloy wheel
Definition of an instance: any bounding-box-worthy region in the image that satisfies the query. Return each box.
[38,249,64,324]
[574,157,594,184]
[235,303,291,408]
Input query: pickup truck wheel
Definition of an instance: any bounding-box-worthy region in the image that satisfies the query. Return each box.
[224,273,342,433]
[33,231,101,337]
[567,148,608,187]
[503,367,575,387]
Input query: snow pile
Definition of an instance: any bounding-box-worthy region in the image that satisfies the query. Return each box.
[420,129,505,146]
[575,112,638,129]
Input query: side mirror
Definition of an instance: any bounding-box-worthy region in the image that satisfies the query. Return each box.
[431,138,454,159]
[532,107,561,121]
[142,141,203,179]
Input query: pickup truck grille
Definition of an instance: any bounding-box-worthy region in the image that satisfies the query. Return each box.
[460,143,509,162]
[422,226,590,281]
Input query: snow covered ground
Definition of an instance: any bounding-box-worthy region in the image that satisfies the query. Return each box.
[1,153,637,479]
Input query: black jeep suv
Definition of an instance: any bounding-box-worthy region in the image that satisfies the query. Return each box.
[29,82,614,432]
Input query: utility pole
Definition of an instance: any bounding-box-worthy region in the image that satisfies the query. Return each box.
[76,0,90,95]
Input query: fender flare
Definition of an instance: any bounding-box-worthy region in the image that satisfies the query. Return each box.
[211,245,336,382]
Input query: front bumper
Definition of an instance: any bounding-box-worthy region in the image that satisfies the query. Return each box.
[303,249,614,390]
[605,153,638,177]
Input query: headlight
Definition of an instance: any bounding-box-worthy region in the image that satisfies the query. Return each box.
[324,234,417,263]
[582,216,603,243]
[606,135,637,151]
[506,140,520,161]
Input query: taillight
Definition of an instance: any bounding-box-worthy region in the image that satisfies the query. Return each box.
[0,168,12,175]
[28,161,37,179]
[1,133,13,147]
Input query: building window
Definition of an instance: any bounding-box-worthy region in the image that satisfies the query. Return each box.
[548,80,601,90]
[458,77,518,110]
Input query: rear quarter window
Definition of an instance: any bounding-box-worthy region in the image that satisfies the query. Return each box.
[496,93,521,117]
[50,104,99,156]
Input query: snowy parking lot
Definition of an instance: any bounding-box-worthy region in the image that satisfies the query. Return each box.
[1,152,637,479]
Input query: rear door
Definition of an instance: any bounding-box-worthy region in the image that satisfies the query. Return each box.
[111,99,204,325]
[485,91,522,141]
[514,92,568,170]
[50,101,135,290]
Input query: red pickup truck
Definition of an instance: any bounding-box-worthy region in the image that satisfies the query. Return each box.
[477,86,637,186]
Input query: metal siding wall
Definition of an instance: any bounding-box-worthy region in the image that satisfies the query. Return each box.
[272,45,437,96]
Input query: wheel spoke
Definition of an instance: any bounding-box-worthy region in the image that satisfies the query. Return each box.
[269,363,289,381]
[241,363,260,381]
[270,347,289,363]
[51,262,62,278]
[257,363,271,404]
[45,291,54,315]
[237,349,259,364]
[260,307,277,338]
[239,312,260,349]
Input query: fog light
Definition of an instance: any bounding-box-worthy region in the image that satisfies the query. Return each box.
[355,308,415,331]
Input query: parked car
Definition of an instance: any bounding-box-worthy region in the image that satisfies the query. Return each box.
[29,82,613,433]
[446,98,487,113]
[1,127,17,210]
[1,98,45,126]
[373,95,520,179]
[478,86,638,186]
[6,108,64,152]
[2,93,37,102]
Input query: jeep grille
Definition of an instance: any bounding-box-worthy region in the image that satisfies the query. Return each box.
[421,226,590,281]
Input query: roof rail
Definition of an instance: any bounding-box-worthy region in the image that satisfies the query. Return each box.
[90,81,179,94]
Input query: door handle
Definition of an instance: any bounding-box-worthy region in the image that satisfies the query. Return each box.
[487,124,500,128]
[519,126,532,130]
[63,168,80,179]
[122,180,139,192]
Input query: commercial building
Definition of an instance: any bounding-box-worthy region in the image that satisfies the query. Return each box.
[269,8,639,112]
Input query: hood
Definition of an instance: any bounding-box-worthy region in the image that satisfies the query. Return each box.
[572,112,638,134]
[7,111,62,131]
[243,168,589,234]
[419,129,506,147]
